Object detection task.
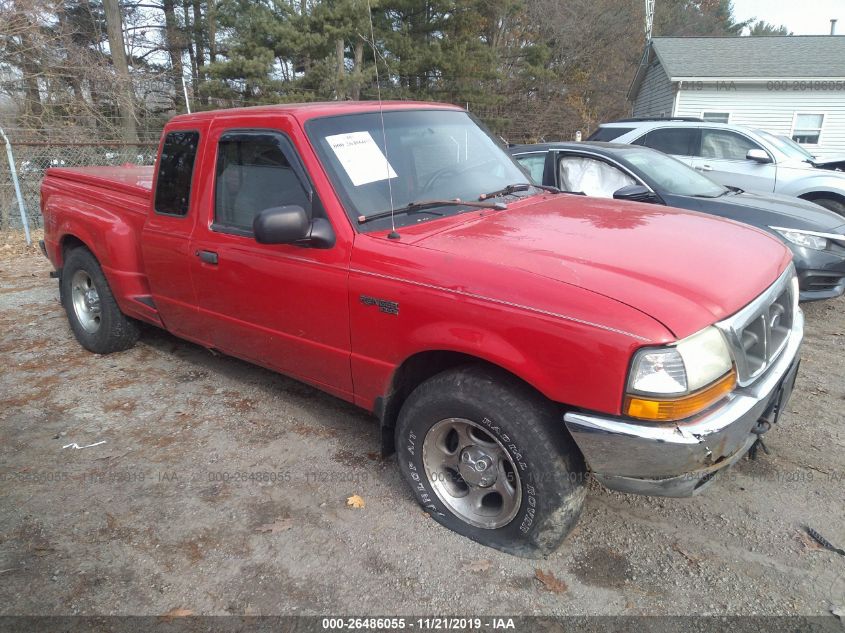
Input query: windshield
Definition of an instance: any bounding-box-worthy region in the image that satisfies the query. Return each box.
[754,129,814,161]
[621,148,727,198]
[306,109,530,231]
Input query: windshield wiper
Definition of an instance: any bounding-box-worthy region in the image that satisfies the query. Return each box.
[693,189,734,199]
[358,199,506,224]
[478,183,560,201]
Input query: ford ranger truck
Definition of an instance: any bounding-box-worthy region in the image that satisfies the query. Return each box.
[40,102,803,557]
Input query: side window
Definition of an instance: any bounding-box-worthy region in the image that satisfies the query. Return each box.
[558,155,635,198]
[214,132,310,233]
[154,130,200,216]
[700,129,761,161]
[515,154,546,184]
[640,128,698,156]
[586,126,635,142]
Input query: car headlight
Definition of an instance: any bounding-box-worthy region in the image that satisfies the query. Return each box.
[624,326,736,422]
[771,227,828,251]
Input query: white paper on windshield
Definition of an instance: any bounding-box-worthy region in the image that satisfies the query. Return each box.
[325,131,397,186]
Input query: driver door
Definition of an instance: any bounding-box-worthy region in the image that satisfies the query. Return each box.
[189,117,353,398]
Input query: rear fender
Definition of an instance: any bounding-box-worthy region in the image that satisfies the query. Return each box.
[44,187,154,321]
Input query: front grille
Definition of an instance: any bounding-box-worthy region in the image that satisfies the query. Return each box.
[716,266,797,387]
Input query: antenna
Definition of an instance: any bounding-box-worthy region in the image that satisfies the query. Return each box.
[365,0,399,239]
[181,74,192,114]
[645,0,655,41]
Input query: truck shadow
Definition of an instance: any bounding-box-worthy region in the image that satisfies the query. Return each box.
[132,322,414,497]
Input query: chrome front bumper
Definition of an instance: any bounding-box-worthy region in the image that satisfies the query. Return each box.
[563,308,804,497]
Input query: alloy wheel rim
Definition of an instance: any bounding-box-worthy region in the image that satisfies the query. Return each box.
[70,270,102,333]
[422,418,522,529]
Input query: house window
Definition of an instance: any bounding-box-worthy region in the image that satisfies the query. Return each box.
[702,112,730,123]
[792,113,824,144]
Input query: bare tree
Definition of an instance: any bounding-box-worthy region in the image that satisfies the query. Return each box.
[102,0,138,141]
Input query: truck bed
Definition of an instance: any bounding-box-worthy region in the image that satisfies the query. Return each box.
[46,166,154,198]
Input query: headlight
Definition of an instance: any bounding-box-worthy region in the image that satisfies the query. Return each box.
[772,227,828,251]
[625,326,736,421]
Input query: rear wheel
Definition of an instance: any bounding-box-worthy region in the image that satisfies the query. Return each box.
[61,247,139,354]
[395,365,586,557]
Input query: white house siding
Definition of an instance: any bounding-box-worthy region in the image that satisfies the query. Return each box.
[632,62,675,118]
[674,82,845,158]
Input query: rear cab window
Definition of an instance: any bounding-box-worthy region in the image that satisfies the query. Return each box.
[586,127,634,142]
[154,130,200,216]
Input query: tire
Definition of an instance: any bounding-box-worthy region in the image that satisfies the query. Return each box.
[812,197,845,217]
[395,365,586,557]
[61,247,139,354]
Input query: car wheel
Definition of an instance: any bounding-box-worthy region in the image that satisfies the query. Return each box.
[812,197,845,217]
[395,365,586,557]
[61,247,139,354]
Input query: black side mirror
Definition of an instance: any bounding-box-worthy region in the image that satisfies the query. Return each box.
[253,206,309,244]
[253,205,335,248]
[746,149,772,164]
[613,184,659,203]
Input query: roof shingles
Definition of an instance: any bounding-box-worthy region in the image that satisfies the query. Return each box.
[652,36,845,79]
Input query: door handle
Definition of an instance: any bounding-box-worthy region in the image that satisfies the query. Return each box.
[196,250,218,265]
[696,164,713,172]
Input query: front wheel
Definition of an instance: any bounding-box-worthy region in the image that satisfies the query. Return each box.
[395,366,586,557]
[812,197,845,217]
[61,247,139,354]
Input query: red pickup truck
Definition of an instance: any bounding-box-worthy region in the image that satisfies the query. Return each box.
[41,101,803,557]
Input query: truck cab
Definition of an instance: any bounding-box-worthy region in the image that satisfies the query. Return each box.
[41,102,803,556]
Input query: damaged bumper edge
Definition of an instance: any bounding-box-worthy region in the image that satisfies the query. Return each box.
[563,309,804,498]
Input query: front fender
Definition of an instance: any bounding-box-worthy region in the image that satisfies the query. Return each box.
[780,174,845,199]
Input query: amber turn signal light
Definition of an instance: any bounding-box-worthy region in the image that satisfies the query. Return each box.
[623,369,737,422]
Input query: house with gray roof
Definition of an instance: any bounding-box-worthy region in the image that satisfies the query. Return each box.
[628,36,845,158]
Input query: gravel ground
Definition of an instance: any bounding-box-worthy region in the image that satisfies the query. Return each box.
[0,230,843,617]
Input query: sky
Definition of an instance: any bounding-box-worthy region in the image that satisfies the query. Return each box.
[731,0,845,35]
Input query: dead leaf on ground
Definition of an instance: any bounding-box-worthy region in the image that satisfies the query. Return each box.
[534,568,568,593]
[346,494,365,509]
[462,559,492,572]
[160,607,194,620]
[254,517,293,534]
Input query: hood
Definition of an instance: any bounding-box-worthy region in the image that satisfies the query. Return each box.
[812,155,845,171]
[712,190,845,232]
[406,196,791,338]
[780,156,845,177]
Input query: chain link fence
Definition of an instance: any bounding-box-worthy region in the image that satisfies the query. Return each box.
[0,115,582,233]
[0,137,159,231]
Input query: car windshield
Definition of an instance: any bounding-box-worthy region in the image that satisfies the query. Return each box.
[620,148,727,198]
[754,129,814,161]
[306,109,531,231]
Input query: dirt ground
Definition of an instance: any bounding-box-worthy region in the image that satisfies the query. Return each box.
[1,230,843,618]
